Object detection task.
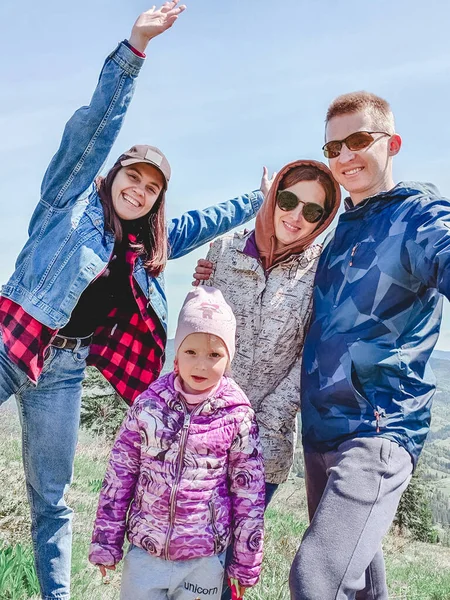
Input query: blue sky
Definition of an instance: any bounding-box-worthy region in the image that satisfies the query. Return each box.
[1,0,450,347]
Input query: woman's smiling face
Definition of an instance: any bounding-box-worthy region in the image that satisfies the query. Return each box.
[111,163,165,220]
[273,179,327,249]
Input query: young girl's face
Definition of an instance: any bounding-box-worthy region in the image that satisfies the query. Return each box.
[273,179,327,249]
[111,163,164,220]
[176,333,229,394]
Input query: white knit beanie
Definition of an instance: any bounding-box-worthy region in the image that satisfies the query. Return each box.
[174,286,236,360]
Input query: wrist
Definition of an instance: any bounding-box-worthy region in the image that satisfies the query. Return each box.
[123,39,146,58]
[128,30,151,54]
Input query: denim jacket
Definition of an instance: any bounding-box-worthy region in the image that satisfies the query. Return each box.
[1,42,262,332]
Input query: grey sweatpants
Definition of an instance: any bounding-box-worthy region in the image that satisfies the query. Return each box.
[120,545,226,600]
[289,437,413,600]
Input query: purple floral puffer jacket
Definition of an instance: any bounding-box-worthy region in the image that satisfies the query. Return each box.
[89,372,265,587]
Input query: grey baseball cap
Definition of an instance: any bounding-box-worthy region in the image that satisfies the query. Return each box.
[120,145,171,188]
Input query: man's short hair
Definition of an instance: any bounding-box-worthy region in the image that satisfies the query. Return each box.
[326,91,395,135]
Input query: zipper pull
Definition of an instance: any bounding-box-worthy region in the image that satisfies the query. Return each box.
[349,243,359,267]
[183,413,191,429]
[374,410,381,433]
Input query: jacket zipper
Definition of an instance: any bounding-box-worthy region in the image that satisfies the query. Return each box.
[163,401,205,559]
[331,226,383,433]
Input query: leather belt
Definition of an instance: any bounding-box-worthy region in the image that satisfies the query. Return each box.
[51,334,93,351]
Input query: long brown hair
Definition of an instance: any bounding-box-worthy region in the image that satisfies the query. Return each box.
[96,157,168,276]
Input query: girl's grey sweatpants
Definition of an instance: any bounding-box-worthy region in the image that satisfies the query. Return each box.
[289,437,413,600]
[120,545,226,600]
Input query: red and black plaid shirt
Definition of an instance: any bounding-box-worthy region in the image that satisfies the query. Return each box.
[0,298,57,383]
[0,249,166,405]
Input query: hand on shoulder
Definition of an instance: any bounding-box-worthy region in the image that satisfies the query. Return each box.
[192,258,214,286]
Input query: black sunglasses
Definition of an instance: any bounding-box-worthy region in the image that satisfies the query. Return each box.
[322,131,391,159]
[276,190,325,223]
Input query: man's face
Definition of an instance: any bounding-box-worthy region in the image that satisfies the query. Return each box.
[325,111,399,204]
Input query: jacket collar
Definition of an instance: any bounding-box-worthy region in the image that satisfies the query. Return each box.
[239,230,321,269]
[153,372,249,414]
[343,181,442,216]
[242,230,260,259]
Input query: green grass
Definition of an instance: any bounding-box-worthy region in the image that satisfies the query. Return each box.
[0,544,40,600]
[387,562,450,599]
[246,508,307,599]
[2,399,450,599]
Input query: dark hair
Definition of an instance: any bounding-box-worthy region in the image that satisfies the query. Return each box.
[279,165,336,218]
[96,157,168,276]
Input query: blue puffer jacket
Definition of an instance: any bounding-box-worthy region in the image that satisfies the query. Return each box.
[302,182,450,466]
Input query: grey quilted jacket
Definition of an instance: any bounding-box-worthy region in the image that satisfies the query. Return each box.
[205,230,320,483]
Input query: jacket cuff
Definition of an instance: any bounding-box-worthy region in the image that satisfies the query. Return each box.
[227,564,260,588]
[122,39,146,58]
[109,41,146,78]
[250,190,264,215]
[89,543,123,567]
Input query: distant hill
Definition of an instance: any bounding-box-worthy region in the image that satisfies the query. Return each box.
[433,349,450,361]
[163,338,449,372]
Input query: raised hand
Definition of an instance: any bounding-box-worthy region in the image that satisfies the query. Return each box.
[129,1,187,53]
[260,166,277,198]
[192,258,214,286]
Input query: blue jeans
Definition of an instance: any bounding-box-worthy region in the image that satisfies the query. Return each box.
[0,332,89,599]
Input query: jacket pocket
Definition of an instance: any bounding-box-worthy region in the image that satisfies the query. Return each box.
[344,363,386,433]
[209,500,227,554]
[346,341,377,408]
[346,345,390,433]
[349,362,374,411]
[41,345,57,374]
[33,218,102,299]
